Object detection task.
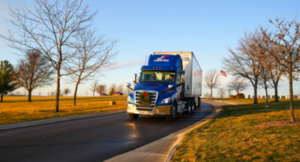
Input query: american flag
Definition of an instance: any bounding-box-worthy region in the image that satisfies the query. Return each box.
[220,70,227,77]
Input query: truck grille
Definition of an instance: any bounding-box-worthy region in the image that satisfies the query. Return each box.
[136,108,153,111]
[135,91,158,107]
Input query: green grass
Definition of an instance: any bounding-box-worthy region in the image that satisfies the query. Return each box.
[172,100,300,162]
[0,96,127,125]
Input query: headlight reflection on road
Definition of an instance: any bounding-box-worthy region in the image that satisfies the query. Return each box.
[126,123,136,130]
[125,123,139,138]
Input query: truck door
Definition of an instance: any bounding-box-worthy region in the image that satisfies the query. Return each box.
[176,71,182,100]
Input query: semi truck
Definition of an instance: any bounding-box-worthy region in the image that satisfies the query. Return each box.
[126,51,202,121]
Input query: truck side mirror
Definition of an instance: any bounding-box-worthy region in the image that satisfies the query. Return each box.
[181,71,185,83]
[126,83,134,91]
[133,73,137,84]
[168,85,173,89]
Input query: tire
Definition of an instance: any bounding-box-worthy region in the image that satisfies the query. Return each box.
[191,99,195,113]
[128,113,139,119]
[198,97,201,108]
[167,103,177,121]
[187,99,193,115]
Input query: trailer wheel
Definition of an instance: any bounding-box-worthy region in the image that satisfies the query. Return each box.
[128,113,139,119]
[187,99,192,115]
[198,97,201,108]
[191,98,195,113]
[167,103,177,121]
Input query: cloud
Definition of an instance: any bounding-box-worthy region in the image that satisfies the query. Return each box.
[108,60,145,70]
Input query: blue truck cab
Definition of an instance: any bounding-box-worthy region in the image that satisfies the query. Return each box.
[126,52,202,121]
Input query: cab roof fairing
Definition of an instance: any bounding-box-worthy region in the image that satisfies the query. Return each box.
[144,54,182,70]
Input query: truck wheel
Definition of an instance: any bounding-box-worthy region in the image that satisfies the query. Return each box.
[128,113,139,119]
[191,99,195,113]
[187,99,192,114]
[167,103,177,121]
[198,97,201,108]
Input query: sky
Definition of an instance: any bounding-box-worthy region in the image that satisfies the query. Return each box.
[1,0,300,97]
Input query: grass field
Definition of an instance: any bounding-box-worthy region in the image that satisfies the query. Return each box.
[202,98,300,104]
[0,96,127,125]
[172,100,300,161]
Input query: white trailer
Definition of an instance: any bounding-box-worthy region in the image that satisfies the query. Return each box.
[153,51,202,106]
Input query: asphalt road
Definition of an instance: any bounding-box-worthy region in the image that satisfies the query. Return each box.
[0,101,214,162]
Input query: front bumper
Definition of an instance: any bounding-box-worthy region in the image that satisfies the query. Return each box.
[127,104,171,115]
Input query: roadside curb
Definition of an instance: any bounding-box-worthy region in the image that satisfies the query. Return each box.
[0,109,126,131]
[105,100,227,162]
[164,102,222,162]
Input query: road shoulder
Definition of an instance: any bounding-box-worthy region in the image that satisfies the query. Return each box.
[0,109,126,131]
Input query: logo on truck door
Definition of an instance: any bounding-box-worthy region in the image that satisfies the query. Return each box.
[154,55,169,62]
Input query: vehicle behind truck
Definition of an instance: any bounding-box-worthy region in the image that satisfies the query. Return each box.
[126,51,202,121]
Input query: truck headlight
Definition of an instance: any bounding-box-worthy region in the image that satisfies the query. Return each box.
[160,98,171,104]
[127,96,133,103]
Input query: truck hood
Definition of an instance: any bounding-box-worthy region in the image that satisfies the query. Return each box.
[134,82,171,93]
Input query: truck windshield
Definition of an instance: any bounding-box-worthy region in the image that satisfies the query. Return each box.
[139,71,176,83]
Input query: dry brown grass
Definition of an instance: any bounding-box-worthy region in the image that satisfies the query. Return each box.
[172,100,300,161]
[202,98,300,104]
[0,96,127,125]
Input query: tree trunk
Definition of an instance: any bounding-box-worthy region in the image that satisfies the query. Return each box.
[1,90,3,102]
[253,83,258,104]
[211,88,213,99]
[28,89,32,102]
[236,90,239,99]
[56,71,61,112]
[288,69,295,122]
[265,85,268,107]
[274,82,279,102]
[74,81,80,106]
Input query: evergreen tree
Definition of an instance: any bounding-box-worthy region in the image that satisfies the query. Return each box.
[0,60,17,102]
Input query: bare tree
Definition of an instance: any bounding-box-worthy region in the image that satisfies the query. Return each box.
[89,80,98,96]
[116,84,124,94]
[258,57,272,107]
[68,29,117,105]
[227,79,248,99]
[223,30,262,103]
[0,0,96,112]
[16,50,54,102]
[260,17,300,122]
[218,88,226,98]
[96,84,107,95]
[227,88,232,98]
[109,84,117,95]
[267,59,285,102]
[252,30,286,102]
[204,69,219,99]
[63,88,71,96]
[203,93,210,98]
